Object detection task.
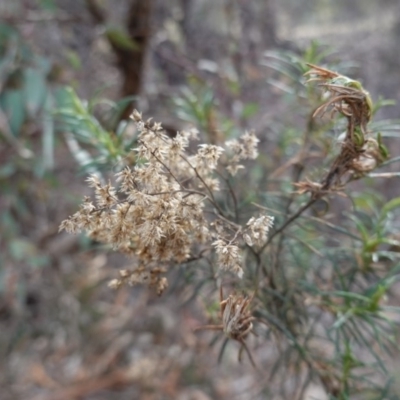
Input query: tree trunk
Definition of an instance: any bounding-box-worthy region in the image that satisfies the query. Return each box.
[114,0,153,119]
[86,0,153,121]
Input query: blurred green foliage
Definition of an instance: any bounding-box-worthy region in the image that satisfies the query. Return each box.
[168,42,400,398]
[0,22,55,172]
[0,23,58,346]
[55,87,137,175]
[2,17,400,399]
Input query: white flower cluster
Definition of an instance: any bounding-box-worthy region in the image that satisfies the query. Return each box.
[212,239,244,278]
[197,144,225,169]
[225,131,260,175]
[244,215,274,247]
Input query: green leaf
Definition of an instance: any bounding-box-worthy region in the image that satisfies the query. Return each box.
[41,92,55,172]
[371,96,396,116]
[106,28,140,51]
[9,238,37,261]
[241,102,259,119]
[381,197,400,216]
[64,49,82,70]
[0,89,26,136]
[23,68,47,117]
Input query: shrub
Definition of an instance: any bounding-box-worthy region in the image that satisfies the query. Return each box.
[60,62,400,399]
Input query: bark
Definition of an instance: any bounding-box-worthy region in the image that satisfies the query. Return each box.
[86,0,153,120]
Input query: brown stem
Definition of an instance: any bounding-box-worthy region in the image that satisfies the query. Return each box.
[193,325,223,332]
[238,338,257,369]
[259,197,317,255]
[86,0,153,121]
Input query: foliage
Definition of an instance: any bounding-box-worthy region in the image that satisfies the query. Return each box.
[0,22,56,169]
[59,44,400,399]
[0,23,56,279]
[55,87,136,174]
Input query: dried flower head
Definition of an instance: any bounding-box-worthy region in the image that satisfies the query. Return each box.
[298,64,385,196]
[197,144,224,169]
[60,110,265,291]
[350,138,387,174]
[212,239,243,278]
[221,292,255,341]
[225,131,260,176]
[244,215,274,247]
[194,286,256,367]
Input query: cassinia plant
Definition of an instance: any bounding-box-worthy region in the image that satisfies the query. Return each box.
[60,108,270,290]
[60,64,400,399]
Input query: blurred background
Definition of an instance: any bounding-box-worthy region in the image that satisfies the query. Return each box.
[1,1,400,399]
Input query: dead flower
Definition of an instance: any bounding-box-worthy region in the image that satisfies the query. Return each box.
[194,286,257,367]
[301,64,383,194]
[305,63,373,136]
[294,179,323,197]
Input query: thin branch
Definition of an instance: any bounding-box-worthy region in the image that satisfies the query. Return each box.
[259,197,317,254]
[179,154,227,217]
[239,338,257,368]
[226,175,240,223]
[193,325,223,332]
[367,172,400,178]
